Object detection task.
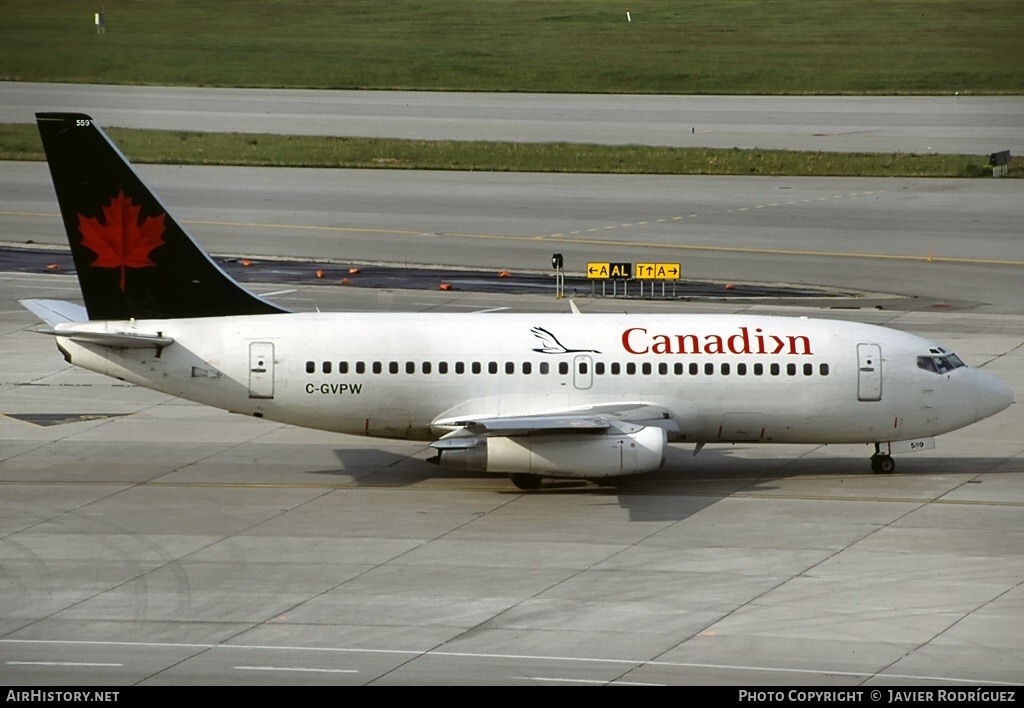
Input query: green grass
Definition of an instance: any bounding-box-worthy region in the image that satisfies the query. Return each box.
[1,0,1021,94]
[2,124,1013,178]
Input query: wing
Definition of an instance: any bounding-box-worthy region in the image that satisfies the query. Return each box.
[429,403,680,479]
[431,402,678,449]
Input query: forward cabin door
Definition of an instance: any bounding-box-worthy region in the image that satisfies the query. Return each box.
[249,342,275,399]
[857,343,882,402]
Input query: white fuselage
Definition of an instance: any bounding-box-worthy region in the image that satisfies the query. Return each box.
[55,312,1011,450]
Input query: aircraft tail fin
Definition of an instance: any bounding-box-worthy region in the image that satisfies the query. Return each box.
[35,112,287,321]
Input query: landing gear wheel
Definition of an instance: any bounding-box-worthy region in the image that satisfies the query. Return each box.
[871,455,896,474]
[509,473,543,490]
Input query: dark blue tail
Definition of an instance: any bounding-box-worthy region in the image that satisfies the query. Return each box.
[36,112,287,320]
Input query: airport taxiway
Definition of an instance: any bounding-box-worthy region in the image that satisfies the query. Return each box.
[3,82,1023,155]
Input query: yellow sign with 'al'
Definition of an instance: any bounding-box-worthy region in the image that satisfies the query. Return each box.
[587,262,632,279]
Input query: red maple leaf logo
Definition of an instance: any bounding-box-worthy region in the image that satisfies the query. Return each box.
[77,191,166,291]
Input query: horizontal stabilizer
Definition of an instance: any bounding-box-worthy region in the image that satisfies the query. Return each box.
[20,299,88,327]
[40,328,174,349]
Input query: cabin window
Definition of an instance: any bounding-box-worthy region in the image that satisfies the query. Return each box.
[322,361,332,374]
[704,363,714,376]
[803,363,813,376]
[721,363,730,375]
[770,363,780,376]
[642,363,652,375]
[579,362,589,375]
[455,362,465,374]
[559,362,569,375]
[389,362,399,374]
[787,363,797,376]
[674,363,684,375]
[737,363,747,375]
[373,362,382,374]
[754,363,764,376]
[540,362,549,375]
[626,363,637,375]
[523,362,532,374]
[356,361,365,374]
[505,362,514,374]
[339,361,349,374]
[820,363,829,376]
[595,362,604,375]
[472,362,482,374]
[488,362,498,374]
[406,362,415,374]
[422,362,432,374]
[611,363,621,375]
[438,362,448,374]
[659,363,668,375]
[305,361,315,374]
[689,363,698,376]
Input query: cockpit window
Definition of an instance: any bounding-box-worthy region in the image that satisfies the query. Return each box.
[917,353,967,374]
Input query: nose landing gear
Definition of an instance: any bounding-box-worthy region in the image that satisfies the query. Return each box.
[870,443,896,474]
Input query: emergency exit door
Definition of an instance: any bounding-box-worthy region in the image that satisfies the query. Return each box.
[573,355,594,390]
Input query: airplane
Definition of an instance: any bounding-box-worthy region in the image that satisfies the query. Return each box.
[21,112,1014,490]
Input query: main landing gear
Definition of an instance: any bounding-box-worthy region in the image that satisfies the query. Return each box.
[509,473,543,490]
[870,443,896,474]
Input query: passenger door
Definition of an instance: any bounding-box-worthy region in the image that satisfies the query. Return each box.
[857,343,882,402]
[248,342,275,399]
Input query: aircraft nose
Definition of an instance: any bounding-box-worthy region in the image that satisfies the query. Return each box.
[976,371,1014,421]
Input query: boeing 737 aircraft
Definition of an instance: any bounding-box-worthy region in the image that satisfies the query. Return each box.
[22,113,1013,489]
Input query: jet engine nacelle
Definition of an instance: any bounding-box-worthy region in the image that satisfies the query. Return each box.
[436,425,667,479]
